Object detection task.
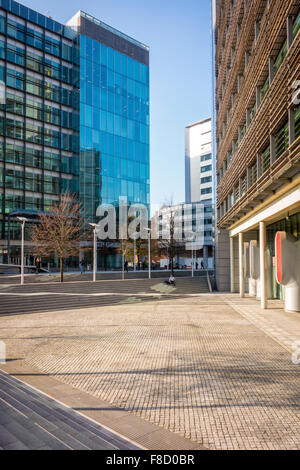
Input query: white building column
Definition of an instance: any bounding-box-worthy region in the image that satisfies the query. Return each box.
[259,221,267,309]
[230,236,235,293]
[239,232,245,297]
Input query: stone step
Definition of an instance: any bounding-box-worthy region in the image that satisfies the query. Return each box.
[0,371,140,450]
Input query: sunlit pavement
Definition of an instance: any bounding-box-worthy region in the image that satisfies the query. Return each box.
[0,292,299,450]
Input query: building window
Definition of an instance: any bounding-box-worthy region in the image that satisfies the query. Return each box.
[241,173,247,196]
[274,40,287,76]
[201,153,211,162]
[249,102,256,125]
[201,187,212,195]
[200,165,212,173]
[249,161,257,186]
[234,185,240,202]
[275,120,289,158]
[201,176,212,184]
[293,11,300,39]
[261,145,270,172]
[260,76,269,102]
[295,104,300,139]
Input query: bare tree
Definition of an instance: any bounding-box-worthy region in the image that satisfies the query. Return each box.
[159,204,184,275]
[30,192,86,282]
[126,237,148,269]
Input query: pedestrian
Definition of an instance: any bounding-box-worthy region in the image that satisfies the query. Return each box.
[79,260,85,275]
[196,261,198,270]
[201,260,204,269]
[36,257,40,273]
[124,260,128,273]
[166,274,176,286]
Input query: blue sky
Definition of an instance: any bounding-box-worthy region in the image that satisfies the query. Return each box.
[21,0,213,206]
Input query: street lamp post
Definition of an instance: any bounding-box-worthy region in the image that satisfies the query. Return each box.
[133,236,136,272]
[17,217,28,285]
[89,223,97,282]
[191,244,194,278]
[145,228,151,279]
[186,231,195,278]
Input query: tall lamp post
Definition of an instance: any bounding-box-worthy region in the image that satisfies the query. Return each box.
[145,228,151,279]
[186,231,195,278]
[17,217,28,285]
[89,223,97,282]
[133,235,136,272]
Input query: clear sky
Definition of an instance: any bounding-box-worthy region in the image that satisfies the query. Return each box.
[21,0,213,206]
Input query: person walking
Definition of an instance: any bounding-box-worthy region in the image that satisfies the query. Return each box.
[79,260,85,275]
[36,257,40,273]
[124,260,129,273]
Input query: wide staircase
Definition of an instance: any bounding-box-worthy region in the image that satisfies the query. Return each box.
[0,370,139,450]
[0,277,211,316]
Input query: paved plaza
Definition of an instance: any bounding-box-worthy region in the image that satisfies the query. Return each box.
[0,284,299,450]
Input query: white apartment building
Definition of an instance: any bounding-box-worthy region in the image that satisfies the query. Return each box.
[185,118,214,204]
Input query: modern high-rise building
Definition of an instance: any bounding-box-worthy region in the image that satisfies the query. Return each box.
[184,117,215,268]
[214,0,300,309]
[155,118,215,270]
[185,118,213,204]
[0,1,150,264]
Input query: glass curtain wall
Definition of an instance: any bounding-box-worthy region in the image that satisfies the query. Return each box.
[79,33,150,220]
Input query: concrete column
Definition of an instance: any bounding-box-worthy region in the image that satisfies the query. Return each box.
[239,177,243,198]
[288,107,295,146]
[256,153,261,178]
[259,221,267,309]
[246,109,250,127]
[245,51,250,68]
[270,134,276,164]
[256,86,261,108]
[238,125,242,143]
[287,16,293,49]
[255,20,260,42]
[230,236,235,293]
[239,232,245,298]
[247,167,251,189]
[238,75,242,91]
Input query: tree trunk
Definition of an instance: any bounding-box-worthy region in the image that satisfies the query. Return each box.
[171,257,174,276]
[60,256,64,283]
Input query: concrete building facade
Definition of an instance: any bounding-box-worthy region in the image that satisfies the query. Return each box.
[214,0,300,310]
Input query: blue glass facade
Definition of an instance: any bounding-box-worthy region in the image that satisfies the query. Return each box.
[0,1,150,259]
[79,31,150,218]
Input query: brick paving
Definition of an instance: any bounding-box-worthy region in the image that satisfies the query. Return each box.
[0,292,299,450]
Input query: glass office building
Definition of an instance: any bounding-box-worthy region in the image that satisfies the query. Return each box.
[0,1,150,264]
